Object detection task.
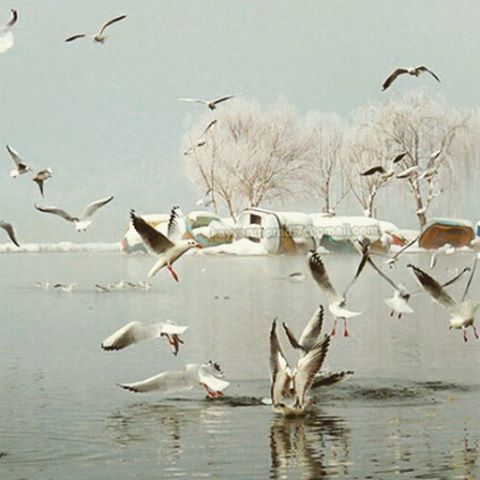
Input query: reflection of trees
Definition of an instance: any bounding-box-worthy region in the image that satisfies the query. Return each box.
[269,411,350,480]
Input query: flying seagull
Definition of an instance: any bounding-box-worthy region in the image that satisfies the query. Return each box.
[360,152,407,178]
[6,145,31,178]
[32,168,53,197]
[0,9,17,54]
[34,195,114,232]
[101,320,188,355]
[0,221,20,247]
[282,305,353,388]
[408,259,479,342]
[130,206,202,281]
[65,15,127,44]
[53,283,77,293]
[308,251,367,337]
[382,66,440,91]
[178,95,235,111]
[118,361,229,398]
[270,319,330,416]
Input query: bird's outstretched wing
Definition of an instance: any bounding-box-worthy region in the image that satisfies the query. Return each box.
[283,305,324,353]
[308,253,340,304]
[98,15,127,36]
[178,98,208,105]
[382,68,408,90]
[461,256,478,302]
[408,264,456,309]
[0,221,20,247]
[270,320,290,406]
[392,152,407,164]
[118,370,193,394]
[6,145,26,169]
[34,204,78,222]
[65,34,87,42]
[167,205,186,242]
[201,119,218,136]
[361,166,387,176]
[416,66,440,83]
[343,246,369,298]
[294,335,331,408]
[5,9,17,29]
[212,95,235,106]
[79,195,114,220]
[130,210,174,254]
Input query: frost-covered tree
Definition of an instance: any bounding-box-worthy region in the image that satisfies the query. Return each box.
[347,92,474,227]
[302,113,349,214]
[182,98,310,220]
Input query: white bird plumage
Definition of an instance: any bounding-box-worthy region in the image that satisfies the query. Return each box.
[65,15,127,44]
[0,9,17,54]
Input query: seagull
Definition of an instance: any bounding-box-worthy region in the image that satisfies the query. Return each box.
[270,319,330,416]
[382,66,440,91]
[32,168,53,197]
[417,149,442,181]
[0,9,17,54]
[35,281,51,290]
[184,119,218,155]
[53,283,77,293]
[408,259,480,342]
[34,195,113,232]
[308,251,367,337]
[287,272,306,283]
[360,152,407,179]
[6,145,31,178]
[65,15,127,44]
[0,221,20,247]
[118,361,229,398]
[282,305,353,387]
[178,95,235,111]
[130,206,202,281]
[101,320,188,355]
[396,165,419,179]
[95,284,112,293]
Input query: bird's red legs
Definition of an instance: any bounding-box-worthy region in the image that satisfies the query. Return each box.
[473,325,479,340]
[331,318,337,336]
[463,329,468,343]
[201,383,223,398]
[167,264,179,282]
[343,319,350,337]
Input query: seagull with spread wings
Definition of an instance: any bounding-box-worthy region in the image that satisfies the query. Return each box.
[32,168,53,197]
[0,9,17,54]
[270,319,330,416]
[6,145,31,178]
[118,361,229,398]
[0,220,20,247]
[65,15,127,44]
[130,206,202,281]
[178,95,235,111]
[282,305,353,387]
[408,258,479,342]
[382,65,440,91]
[34,195,113,232]
[360,152,407,179]
[308,251,367,337]
[101,320,188,355]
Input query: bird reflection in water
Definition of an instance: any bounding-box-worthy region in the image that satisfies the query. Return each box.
[269,411,351,480]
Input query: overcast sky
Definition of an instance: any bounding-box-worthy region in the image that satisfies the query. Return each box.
[1,1,479,242]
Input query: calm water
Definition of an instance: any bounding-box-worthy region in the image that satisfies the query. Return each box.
[1,251,479,479]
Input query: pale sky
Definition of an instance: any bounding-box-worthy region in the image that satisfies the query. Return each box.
[1,1,479,242]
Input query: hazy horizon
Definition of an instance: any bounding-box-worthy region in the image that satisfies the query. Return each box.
[1,0,480,243]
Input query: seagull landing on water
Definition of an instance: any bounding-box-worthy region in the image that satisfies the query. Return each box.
[0,9,17,54]
[382,66,440,91]
[270,319,331,416]
[34,195,113,232]
[32,168,53,197]
[178,95,235,111]
[408,258,480,342]
[0,221,20,247]
[308,251,367,337]
[6,145,31,178]
[65,15,127,44]
[130,206,202,282]
[101,320,188,355]
[118,361,229,398]
[282,305,353,388]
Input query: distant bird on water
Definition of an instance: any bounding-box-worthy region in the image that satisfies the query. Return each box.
[65,15,127,44]
[34,195,114,232]
[130,206,202,281]
[178,95,235,110]
[0,9,17,54]
[382,66,440,91]
[0,221,20,247]
[6,145,31,178]
[32,168,53,197]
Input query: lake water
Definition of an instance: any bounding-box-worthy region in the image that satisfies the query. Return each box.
[1,251,479,479]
